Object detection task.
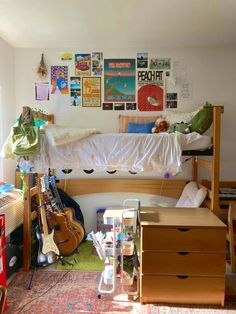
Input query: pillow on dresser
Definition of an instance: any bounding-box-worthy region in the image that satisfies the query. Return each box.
[119,115,160,133]
[176,181,207,208]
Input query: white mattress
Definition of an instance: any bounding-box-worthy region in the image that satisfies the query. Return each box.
[0,189,24,236]
[23,131,211,176]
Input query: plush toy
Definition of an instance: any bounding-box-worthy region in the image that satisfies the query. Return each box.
[167,122,191,134]
[152,120,169,133]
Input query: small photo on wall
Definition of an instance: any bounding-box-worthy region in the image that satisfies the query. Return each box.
[150,58,171,70]
[70,77,81,106]
[166,93,177,100]
[92,52,103,75]
[103,103,113,110]
[137,52,148,68]
[60,52,73,61]
[166,101,177,109]
[126,103,136,110]
[35,82,49,101]
[114,103,125,110]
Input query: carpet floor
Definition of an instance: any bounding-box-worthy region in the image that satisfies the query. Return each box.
[6,270,236,314]
[6,270,150,314]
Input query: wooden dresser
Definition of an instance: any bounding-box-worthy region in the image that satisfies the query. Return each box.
[140,207,226,306]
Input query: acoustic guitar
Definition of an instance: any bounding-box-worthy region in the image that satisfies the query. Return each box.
[50,175,85,245]
[37,178,60,261]
[43,175,79,256]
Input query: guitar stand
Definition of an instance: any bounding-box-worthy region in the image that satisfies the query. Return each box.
[27,255,73,290]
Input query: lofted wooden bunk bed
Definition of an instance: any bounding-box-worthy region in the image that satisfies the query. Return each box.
[15,105,223,271]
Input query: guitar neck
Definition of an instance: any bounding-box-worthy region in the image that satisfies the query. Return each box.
[45,184,61,213]
[38,186,49,236]
[50,177,64,211]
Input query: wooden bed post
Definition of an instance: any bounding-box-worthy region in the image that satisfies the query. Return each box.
[23,173,32,271]
[210,106,222,215]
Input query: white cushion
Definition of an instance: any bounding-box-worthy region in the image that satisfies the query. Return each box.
[176,181,207,208]
[161,109,199,126]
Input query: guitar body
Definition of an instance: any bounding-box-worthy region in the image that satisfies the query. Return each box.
[63,207,85,245]
[46,211,79,256]
[35,226,58,266]
[41,228,60,256]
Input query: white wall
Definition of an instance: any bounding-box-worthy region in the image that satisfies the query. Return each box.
[14,46,236,181]
[0,37,16,183]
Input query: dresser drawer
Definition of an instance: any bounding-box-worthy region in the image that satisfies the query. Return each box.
[141,274,225,305]
[141,227,226,252]
[141,252,225,276]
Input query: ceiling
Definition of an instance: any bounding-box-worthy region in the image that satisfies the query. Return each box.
[0,0,236,48]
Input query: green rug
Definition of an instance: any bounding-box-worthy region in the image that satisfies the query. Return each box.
[56,240,104,271]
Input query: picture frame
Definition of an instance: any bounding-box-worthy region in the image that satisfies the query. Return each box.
[82,77,101,107]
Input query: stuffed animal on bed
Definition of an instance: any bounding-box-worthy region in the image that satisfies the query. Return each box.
[152,119,169,133]
[167,122,191,134]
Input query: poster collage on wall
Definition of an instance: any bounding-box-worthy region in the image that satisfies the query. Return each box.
[35,52,180,111]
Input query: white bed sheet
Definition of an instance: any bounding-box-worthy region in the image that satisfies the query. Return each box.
[26,131,211,175]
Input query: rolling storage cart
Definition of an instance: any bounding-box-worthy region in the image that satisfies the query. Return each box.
[94,199,140,300]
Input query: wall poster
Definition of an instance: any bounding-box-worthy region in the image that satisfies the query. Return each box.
[137,70,164,111]
[92,52,103,75]
[70,77,81,106]
[51,66,69,94]
[82,77,101,107]
[75,53,91,76]
[104,59,136,102]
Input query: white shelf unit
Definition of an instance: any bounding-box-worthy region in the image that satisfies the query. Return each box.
[96,199,140,299]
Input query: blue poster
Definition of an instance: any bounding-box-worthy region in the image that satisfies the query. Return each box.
[104,59,136,102]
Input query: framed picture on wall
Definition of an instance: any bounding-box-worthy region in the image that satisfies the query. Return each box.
[82,77,101,107]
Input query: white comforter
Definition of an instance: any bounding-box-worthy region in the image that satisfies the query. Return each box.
[2,126,211,175]
[19,130,209,175]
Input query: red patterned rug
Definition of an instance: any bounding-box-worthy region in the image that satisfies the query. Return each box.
[6,270,150,314]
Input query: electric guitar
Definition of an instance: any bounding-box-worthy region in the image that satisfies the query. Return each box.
[37,178,60,259]
[50,175,85,245]
[43,175,79,256]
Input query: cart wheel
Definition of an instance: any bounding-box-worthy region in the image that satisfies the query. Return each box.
[98,294,101,299]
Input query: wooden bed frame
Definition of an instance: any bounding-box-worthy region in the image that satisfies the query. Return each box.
[17,105,223,271]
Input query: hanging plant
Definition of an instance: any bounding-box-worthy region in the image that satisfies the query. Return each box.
[37,53,48,78]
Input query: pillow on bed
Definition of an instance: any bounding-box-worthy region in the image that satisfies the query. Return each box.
[127,121,155,133]
[161,109,199,126]
[119,115,160,133]
[175,181,207,208]
[189,108,213,134]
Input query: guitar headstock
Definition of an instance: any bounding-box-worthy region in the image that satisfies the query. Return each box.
[50,176,56,188]
[37,175,46,194]
[43,175,50,190]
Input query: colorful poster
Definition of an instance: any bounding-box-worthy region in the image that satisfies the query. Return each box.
[60,52,73,61]
[92,52,103,75]
[137,70,164,111]
[137,52,148,68]
[82,77,101,107]
[35,82,49,101]
[70,77,81,106]
[150,58,171,70]
[51,66,69,94]
[104,59,136,102]
[75,53,91,76]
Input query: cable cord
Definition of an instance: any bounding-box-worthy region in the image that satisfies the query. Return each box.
[16,268,72,313]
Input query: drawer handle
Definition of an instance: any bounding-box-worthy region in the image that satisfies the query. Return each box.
[177,252,189,255]
[177,228,189,232]
[177,275,188,279]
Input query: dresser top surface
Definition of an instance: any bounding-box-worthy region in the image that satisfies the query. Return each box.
[140,207,226,228]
